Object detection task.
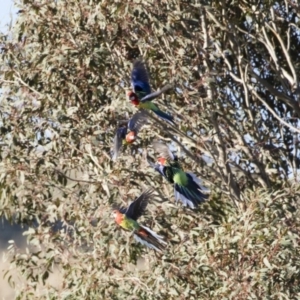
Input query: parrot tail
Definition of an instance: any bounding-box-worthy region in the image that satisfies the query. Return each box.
[152,109,175,124]
[174,173,209,209]
[134,226,167,252]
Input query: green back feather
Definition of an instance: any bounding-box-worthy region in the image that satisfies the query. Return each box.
[120,215,140,231]
[173,169,188,186]
[139,101,158,111]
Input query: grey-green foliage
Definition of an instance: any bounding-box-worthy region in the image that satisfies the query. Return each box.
[1,0,300,299]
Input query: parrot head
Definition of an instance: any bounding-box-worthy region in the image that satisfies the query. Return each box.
[127,91,140,106]
[157,157,167,166]
[125,131,137,144]
[112,209,123,224]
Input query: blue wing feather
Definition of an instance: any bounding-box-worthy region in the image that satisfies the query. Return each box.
[112,127,127,161]
[125,189,153,220]
[131,60,151,98]
[127,111,148,132]
[152,109,175,124]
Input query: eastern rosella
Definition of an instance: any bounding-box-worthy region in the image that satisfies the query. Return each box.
[112,189,167,252]
[129,59,174,124]
[149,142,208,209]
[112,111,147,161]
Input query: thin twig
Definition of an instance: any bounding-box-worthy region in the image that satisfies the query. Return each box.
[53,168,100,184]
[248,85,300,134]
[265,22,297,89]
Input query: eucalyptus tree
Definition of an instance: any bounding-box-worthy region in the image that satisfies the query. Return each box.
[0,0,300,299]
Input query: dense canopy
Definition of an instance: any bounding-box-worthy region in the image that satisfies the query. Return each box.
[1,0,300,299]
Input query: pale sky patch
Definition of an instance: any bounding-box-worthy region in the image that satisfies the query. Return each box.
[0,0,16,32]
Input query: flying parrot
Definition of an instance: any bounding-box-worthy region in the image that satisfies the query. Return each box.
[128,59,174,124]
[112,111,147,161]
[148,142,209,209]
[112,189,167,252]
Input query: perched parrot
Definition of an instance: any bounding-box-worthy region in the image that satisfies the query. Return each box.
[112,111,147,161]
[128,59,174,124]
[112,189,167,252]
[148,142,209,209]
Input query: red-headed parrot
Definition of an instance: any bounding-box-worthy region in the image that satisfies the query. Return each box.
[112,189,167,252]
[112,111,147,160]
[148,142,209,209]
[128,59,174,124]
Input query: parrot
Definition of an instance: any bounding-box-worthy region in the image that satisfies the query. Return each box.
[148,142,209,209]
[112,189,167,252]
[128,59,174,124]
[112,111,147,161]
